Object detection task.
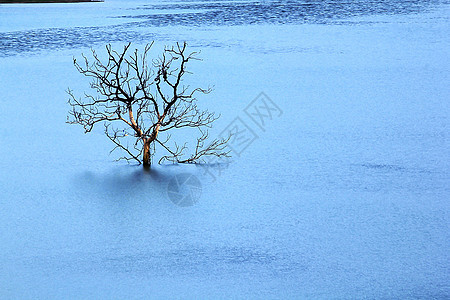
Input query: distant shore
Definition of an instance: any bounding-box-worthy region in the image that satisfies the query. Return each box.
[0,0,103,3]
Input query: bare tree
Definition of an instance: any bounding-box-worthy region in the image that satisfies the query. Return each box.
[67,42,230,167]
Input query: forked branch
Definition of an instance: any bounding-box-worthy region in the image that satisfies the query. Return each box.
[67,42,230,167]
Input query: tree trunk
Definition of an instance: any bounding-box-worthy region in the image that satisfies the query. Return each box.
[143,141,150,167]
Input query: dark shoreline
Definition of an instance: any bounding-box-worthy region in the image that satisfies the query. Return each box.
[0,0,103,3]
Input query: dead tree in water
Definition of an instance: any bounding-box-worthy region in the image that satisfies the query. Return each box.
[67,42,229,167]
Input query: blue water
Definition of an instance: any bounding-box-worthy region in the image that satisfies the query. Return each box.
[0,0,447,57]
[0,0,449,298]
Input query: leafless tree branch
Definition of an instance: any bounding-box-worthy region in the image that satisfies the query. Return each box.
[67,42,229,167]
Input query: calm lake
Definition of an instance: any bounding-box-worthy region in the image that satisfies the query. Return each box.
[0,0,449,298]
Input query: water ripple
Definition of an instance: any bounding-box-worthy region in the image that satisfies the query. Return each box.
[127,0,440,27]
[0,0,444,57]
